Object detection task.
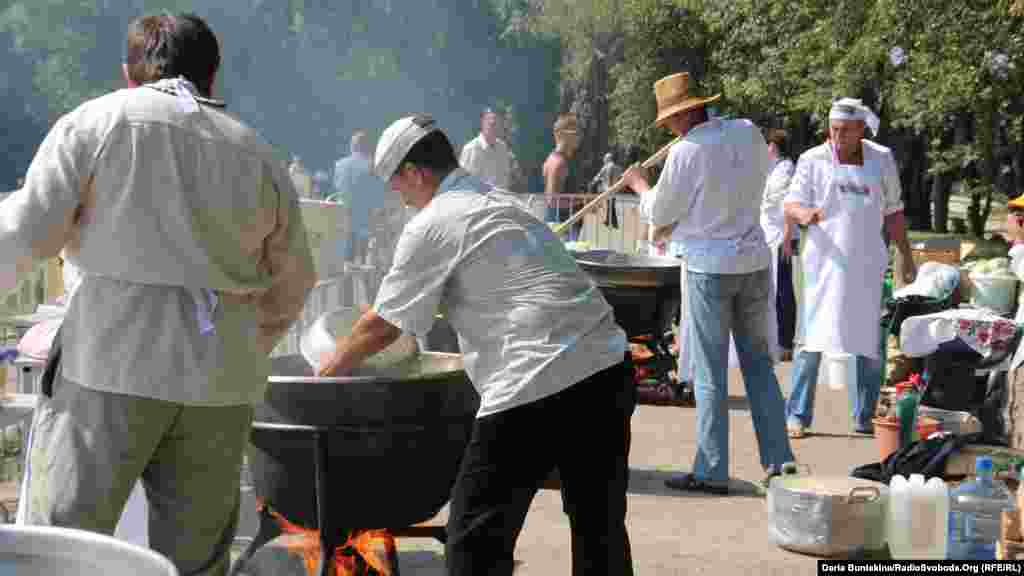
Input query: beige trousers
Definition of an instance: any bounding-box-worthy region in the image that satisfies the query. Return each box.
[26,375,253,576]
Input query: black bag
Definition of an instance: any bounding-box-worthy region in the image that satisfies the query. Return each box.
[881,295,954,338]
[850,432,984,484]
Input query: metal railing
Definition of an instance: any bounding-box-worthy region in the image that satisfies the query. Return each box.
[540,192,649,254]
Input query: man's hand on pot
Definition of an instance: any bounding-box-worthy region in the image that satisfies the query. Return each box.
[316,343,352,377]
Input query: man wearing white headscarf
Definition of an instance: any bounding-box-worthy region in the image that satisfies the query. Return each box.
[782,98,915,438]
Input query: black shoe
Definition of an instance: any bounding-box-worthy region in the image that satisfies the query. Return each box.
[664,473,730,495]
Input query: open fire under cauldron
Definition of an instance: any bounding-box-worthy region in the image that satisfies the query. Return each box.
[572,249,689,402]
[229,353,479,576]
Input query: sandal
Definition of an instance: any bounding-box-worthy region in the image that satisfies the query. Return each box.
[664,473,730,495]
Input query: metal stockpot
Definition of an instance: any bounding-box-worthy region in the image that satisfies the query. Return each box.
[0,524,178,575]
[767,468,889,557]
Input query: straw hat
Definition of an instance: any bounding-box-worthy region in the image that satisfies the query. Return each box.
[1009,195,1024,209]
[652,72,720,128]
[553,113,578,134]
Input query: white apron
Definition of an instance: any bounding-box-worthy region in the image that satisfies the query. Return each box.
[799,148,887,359]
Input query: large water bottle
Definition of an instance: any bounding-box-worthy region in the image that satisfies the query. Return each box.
[948,456,1017,559]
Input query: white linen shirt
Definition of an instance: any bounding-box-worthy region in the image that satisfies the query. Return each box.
[760,158,795,248]
[642,118,772,274]
[0,85,316,406]
[373,169,627,417]
[460,135,512,190]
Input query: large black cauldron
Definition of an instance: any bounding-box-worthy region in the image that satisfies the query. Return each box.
[231,353,479,576]
[573,250,685,399]
[573,249,681,344]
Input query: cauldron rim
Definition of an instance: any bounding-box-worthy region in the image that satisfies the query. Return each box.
[573,249,681,270]
[268,351,465,385]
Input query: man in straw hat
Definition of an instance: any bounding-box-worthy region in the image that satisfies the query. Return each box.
[544,113,583,239]
[318,114,635,575]
[622,72,796,496]
[783,97,916,439]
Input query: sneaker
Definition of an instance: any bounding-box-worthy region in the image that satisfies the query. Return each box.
[786,421,806,439]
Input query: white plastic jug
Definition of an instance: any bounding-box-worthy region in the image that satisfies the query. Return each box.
[887,473,949,560]
[824,352,856,391]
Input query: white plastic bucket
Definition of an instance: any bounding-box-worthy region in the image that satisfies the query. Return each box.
[824,352,856,391]
[968,272,1018,314]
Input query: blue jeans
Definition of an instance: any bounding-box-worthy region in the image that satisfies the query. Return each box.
[785,350,881,431]
[686,268,795,483]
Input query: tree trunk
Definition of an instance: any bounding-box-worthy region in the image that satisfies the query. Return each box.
[1015,140,1024,197]
[931,173,952,233]
[970,103,998,238]
[899,130,930,230]
[913,134,932,230]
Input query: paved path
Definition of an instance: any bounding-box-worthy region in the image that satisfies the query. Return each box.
[5,355,879,573]
[395,362,879,574]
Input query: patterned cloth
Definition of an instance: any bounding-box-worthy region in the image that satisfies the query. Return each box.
[899,308,1019,358]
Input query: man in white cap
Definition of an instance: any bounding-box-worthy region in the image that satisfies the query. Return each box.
[317,114,635,575]
[622,72,795,496]
[783,97,916,439]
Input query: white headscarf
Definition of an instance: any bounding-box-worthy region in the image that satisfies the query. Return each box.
[828,97,880,137]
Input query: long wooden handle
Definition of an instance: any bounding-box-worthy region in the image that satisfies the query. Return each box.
[552,136,680,236]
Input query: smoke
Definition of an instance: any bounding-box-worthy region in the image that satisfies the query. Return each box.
[1,1,562,193]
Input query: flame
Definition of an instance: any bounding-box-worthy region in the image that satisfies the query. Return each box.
[256,499,397,576]
[629,341,654,362]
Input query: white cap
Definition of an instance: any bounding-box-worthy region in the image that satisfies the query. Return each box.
[374,114,439,180]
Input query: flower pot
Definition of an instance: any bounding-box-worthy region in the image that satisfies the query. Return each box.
[873,416,941,462]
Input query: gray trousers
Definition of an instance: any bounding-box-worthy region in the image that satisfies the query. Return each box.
[27,375,253,576]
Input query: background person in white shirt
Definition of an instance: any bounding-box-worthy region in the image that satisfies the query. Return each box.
[318,114,635,575]
[760,128,797,359]
[622,72,795,496]
[783,98,916,439]
[459,107,512,190]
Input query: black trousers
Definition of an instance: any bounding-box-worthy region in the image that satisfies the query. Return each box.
[445,357,636,576]
[776,240,798,350]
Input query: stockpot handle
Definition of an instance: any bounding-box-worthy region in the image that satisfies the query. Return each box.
[782,462,811,477]
[846,486,881,504]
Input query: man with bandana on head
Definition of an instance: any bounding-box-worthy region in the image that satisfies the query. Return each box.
[783,98,916,439]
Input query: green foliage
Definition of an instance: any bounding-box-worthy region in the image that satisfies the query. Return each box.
[609,1,709,154]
